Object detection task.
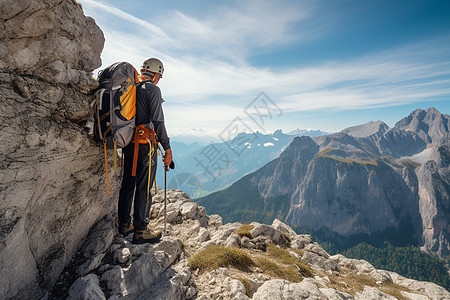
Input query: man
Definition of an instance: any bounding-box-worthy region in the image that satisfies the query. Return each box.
[118,57,173,244]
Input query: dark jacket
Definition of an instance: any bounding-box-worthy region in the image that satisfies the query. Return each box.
[135,80,170,150]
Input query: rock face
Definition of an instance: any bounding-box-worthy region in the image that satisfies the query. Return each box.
[54,190,449,300]
[198,108,450,259]
[0,1,121,299]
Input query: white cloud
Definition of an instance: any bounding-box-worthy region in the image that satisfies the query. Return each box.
[159,1,312,63]
[80,1,450,136]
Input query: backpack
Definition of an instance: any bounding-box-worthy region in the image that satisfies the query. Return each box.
[91,62,140,194]
[92,62,140,148]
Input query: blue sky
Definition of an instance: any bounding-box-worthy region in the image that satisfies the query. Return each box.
[79,0,450,136]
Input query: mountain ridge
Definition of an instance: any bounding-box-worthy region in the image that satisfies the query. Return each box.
[197,107,450,260]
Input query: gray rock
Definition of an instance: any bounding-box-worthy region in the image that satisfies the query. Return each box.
[251,236,269,251]
[387,271,450,299]
[130,237,183,265]
[0,0,108,298]
[250,223,290,247]
[80,218,115,259]
[319,288,353,300]
[210,222,242,244]
[208,214,223,228]
[226,233,241,248]
[329,255,391,283]
[77,253,106,277]
[355,286,396,300]
[114,247,131,265]
[180,202,198,220]
[291,234,313,249]
[135,262,194,300]
[303,242,330,258]
[233,292,250,300]
[271,219,297,238]
[399,291,429,300]
[252,278,326,300]
[67,274,105,300]
[186,287,197,299]
[196,227,211,243]
[101,251,171,299]
[302,251,339,272]
[241,236,256,249]
[223,277,246,296]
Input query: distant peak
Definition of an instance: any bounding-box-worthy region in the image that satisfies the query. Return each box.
[340,120,389,138]
[273,129,283,134]
[425,107,439,114]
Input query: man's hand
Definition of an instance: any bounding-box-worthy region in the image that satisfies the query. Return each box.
[163,148,173,166]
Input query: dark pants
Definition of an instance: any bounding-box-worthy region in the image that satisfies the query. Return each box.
[118,142,157,230]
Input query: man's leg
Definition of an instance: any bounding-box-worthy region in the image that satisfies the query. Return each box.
[133,143,161,244]
[118,144,136,226]
[133,143,157,229]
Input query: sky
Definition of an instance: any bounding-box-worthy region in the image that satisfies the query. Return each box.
[79,0,450,138]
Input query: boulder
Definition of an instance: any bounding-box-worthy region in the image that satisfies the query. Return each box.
[101,251,171,299]
[252,278,326,300]
[271,219,297,238]
[355,286,396,300]
[67,274,105,300]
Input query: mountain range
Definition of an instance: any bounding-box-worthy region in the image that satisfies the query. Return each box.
[197,107,450,259]
[166,129,329,197]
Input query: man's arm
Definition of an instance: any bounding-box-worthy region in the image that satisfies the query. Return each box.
[149,86,170,151]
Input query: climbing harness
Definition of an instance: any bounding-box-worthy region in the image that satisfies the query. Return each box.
[131,124,158,202]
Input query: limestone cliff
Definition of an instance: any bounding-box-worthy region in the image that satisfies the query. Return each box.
[0,1,121,299]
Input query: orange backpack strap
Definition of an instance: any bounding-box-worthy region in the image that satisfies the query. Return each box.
[131,125,158,177]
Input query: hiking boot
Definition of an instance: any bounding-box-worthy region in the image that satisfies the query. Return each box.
[119,222,134,236]
[133,228,162,244]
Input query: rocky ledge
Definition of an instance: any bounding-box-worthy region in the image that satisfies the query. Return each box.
[49,190,450,300]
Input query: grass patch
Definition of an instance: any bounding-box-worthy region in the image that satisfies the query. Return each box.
[381,282,412,300]
[251,244,312,282]
[254,256,302,282]
[188,245,254,274]
[236,224,254,239]
[328,273,377,295]
[266,244,312,277]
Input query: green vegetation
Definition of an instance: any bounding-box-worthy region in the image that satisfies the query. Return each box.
[328,273,412,298]
[291,223,450,291]
[342,242,450,291]
[266,243,312,277]
[188,245,254,273]
[254,256,303,282]
[236,224,254,238]
[189,244,312,283]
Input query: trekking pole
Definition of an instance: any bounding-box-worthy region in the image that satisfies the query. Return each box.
[157,144,175,236]
[164,164,168,235]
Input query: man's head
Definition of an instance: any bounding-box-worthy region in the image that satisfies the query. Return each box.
[140,58,164,84]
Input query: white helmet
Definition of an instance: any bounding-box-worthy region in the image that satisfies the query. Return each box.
[140,58,164,77]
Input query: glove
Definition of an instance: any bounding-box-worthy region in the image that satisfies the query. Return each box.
[163,148,173,166]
